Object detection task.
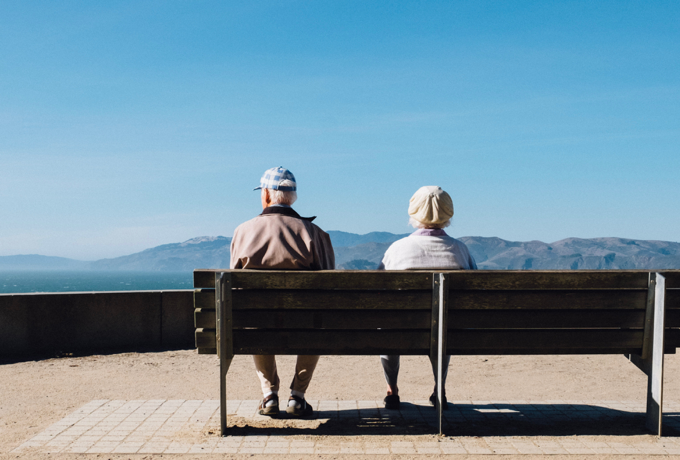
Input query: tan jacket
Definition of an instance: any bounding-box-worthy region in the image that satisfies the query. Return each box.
[230,207,335,270]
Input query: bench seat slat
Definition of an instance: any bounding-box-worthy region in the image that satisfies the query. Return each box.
[450,290,647,310]
[196,328,680,355]
[194,270,433,290]
[232,309,431,329]
[232,290,432,310]
[195,269,680,290]
[450,309,646,328]
[198,329,431,355]
[444,271,651,290]
[666,289,680,309]
[447,329,643,353]
[194,289,215,310]
[194,308,216,329]
[661,271,680,289]
[197,308,674,330]
[198,329,655,355]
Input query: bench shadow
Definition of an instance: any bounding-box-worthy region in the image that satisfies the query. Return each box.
[224,402,680,438]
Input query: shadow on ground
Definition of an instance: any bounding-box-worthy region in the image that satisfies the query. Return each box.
[220,403,680,438]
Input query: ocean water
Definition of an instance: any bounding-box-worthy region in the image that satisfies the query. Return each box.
[0,271,194,294]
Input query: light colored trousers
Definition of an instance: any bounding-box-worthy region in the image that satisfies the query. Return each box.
[253,355,320,394]
[380,354,450,391]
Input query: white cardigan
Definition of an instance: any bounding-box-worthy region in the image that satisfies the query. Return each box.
[378,232,477,270]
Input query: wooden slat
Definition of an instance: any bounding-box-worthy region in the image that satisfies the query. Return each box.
[197,347,216,355]
[232,289,431,310]
[194,270,433,290]
[195,329,431,354]
[197,328,680,355]
[660,271,680,289]
[233,270,433,290]
[445,271,650,290]
[194,289,215,309]
[196,328,216,348]
[194,269,680,290]
[447,329,644,353]
[232,329,430,355]
[665,328,680,347]
[204,309,666,330]
[194,271,217,288]
[666,290,680,309]
[450,290,647,310]
[445,347,677,355]
[195,308,216,329]
[233,309,430,329]
[450,309,645,329]
[668,310,680,328]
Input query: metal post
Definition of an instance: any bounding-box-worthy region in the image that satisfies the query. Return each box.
[216,272,233,436]
[646,273,666,436]
[437,273,447,435]
[430,274,441,433]
[430,273,447,435]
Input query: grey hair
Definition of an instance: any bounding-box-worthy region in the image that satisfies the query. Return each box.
[408,216,451,229]
[264,179,298,206]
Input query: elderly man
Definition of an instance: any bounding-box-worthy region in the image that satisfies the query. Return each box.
[378,186,477,411]
[230,166,335,418]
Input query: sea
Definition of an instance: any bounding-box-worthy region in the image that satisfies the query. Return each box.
[0,271,194,294]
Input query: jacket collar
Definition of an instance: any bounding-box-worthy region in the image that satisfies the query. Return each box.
[261,206,316,222]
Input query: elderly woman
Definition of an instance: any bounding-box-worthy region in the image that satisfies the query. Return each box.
[379,186,477,410]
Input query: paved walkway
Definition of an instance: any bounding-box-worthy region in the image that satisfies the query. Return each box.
[12,399,680,455]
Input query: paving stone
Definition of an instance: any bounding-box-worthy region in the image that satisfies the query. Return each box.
[17,398,680,456]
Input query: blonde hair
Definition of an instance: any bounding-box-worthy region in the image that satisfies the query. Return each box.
[408,216,451,229]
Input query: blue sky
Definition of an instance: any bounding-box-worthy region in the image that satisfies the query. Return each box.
[1,1,678,260]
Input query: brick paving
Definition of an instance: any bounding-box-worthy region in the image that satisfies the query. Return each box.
[11,399,680,455]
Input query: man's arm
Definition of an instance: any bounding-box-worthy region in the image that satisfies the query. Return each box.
[316,231,335,270]
[230,229,242,269]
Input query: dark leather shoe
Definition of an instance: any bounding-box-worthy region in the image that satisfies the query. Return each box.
[258,394,279,416]
[383,394,401,410]
[286,395,313,418]
[429,392,448,410]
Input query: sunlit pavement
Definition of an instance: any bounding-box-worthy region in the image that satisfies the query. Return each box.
[11,399,680,455]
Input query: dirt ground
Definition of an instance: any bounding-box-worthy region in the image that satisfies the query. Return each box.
[1,349,679,459]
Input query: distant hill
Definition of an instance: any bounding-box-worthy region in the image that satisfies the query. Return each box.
[91,236,232,271]
[461,236,680,270]
[0,254,90,270]
[1,233,679,271]
[327,231,409,248]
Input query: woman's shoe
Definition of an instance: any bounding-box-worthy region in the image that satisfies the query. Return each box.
[429,392,448,410]
[383,394,401,410]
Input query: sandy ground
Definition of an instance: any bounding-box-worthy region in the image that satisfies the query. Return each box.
[2,349,680,459]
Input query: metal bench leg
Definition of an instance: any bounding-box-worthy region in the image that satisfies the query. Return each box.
[220,357,232,435]
[627,272,666,436]
[216,272,234,437]
[430,273,448,436]
[646,273,666,436]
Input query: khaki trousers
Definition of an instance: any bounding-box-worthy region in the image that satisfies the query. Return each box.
[253,355,320,395]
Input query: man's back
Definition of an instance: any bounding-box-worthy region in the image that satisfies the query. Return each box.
[230,207,334,270]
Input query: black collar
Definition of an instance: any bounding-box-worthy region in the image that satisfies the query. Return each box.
[261,206,316,222]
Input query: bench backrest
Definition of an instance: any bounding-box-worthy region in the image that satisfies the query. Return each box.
[194,270,680,356]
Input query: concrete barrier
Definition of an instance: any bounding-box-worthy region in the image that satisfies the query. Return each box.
[0,290,194,358]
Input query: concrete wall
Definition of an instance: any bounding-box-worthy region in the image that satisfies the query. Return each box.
[0,290,194,358]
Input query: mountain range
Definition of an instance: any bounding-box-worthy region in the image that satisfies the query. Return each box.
[1,231,679,271]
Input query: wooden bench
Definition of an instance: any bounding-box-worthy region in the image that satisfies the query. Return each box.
[193,269,680,436]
